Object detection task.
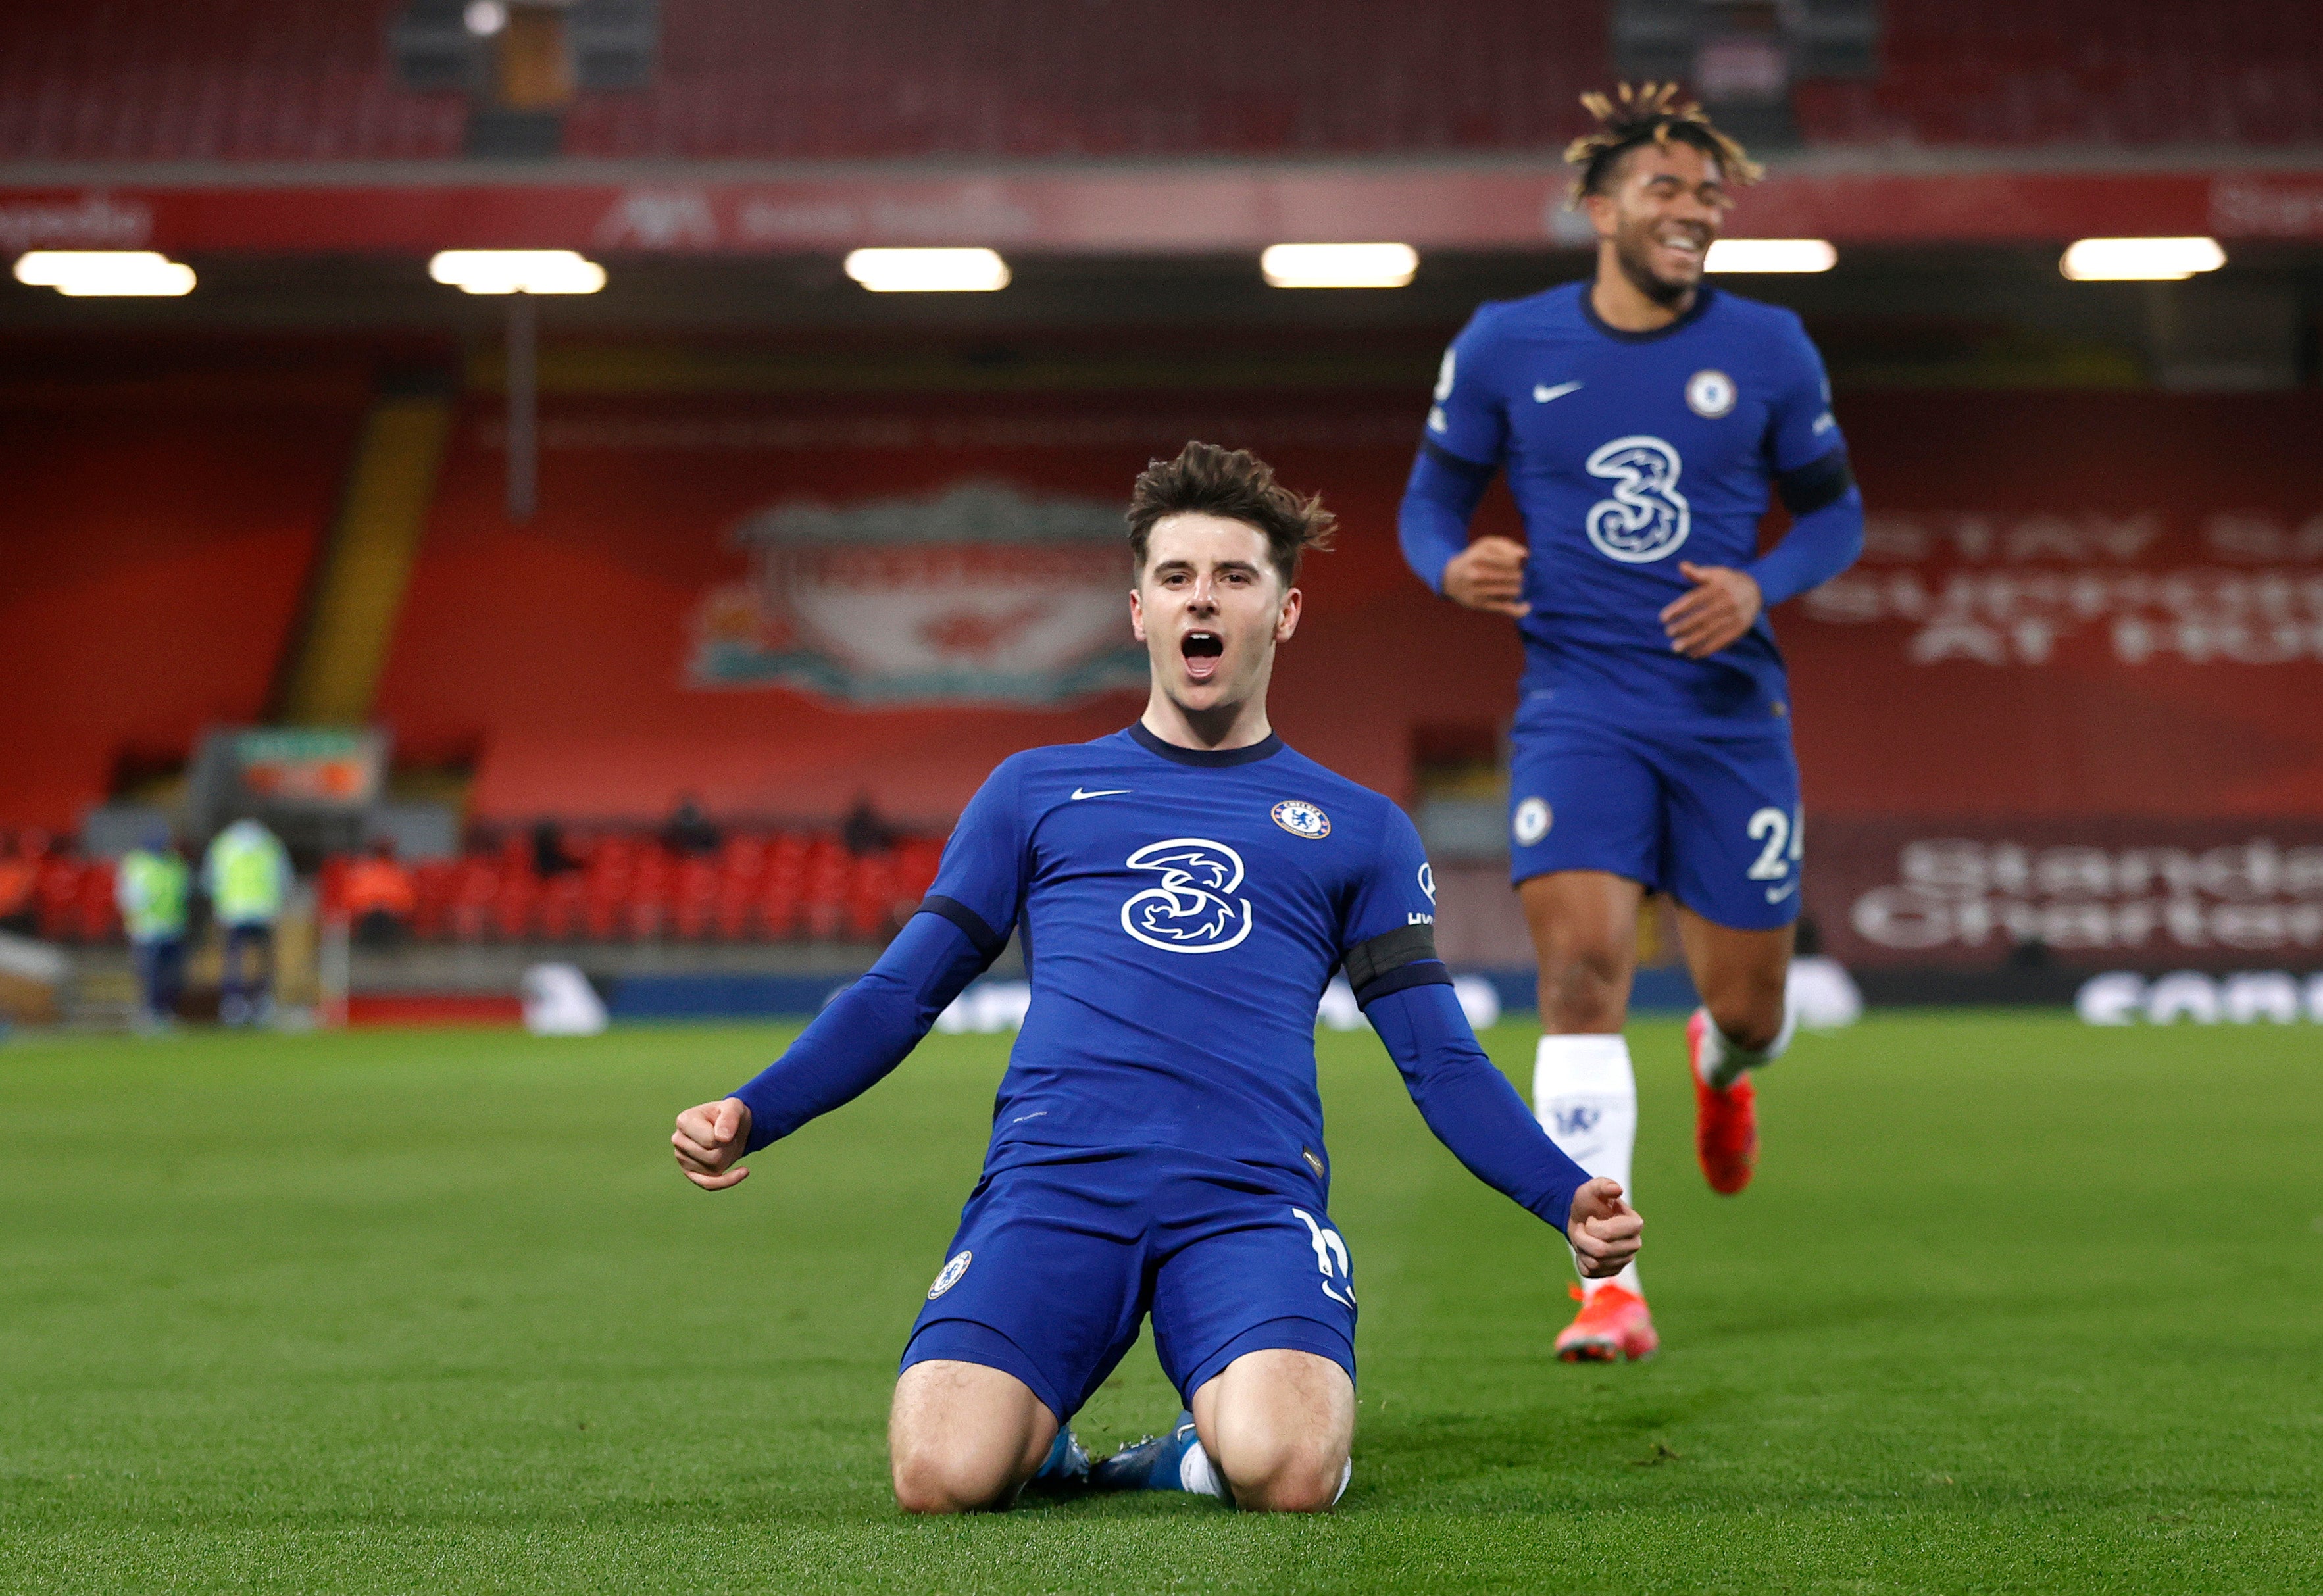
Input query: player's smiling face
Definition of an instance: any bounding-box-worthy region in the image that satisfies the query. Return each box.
[1130,512,1301,714]
[1590,140,1731,305]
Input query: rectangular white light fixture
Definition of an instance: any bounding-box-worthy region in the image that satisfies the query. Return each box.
[843,247,1011,293]
[13,250,195,297]
[1703,239,1837,274]
[2059,237,2226,282]
[1260,243,1418,289]
[428,249,607,295]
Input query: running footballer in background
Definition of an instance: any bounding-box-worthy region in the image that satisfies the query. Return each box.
[1397,85,1864,1364]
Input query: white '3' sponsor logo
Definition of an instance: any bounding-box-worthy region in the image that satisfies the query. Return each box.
[1584,435,1690,563]
[1120,838,1254,953]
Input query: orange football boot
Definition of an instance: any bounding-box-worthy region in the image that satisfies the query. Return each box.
[1555,1282,1658,1363]
[1688,1007,1759,1194]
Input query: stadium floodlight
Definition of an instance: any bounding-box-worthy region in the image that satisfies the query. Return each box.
[843,248,1012,293]
[1703,239,1838,274]
[464,0,508,34]
[12,250,196,297]
[1259,243,1418,289]
[2059,237,2226,282]
[428,249,607,295]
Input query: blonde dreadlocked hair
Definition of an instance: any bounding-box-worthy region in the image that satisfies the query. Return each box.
[1564,82,1764,206]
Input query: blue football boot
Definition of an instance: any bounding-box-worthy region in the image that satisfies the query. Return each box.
[1019,1424,1092,1497]
[1091,1410,1228,1499]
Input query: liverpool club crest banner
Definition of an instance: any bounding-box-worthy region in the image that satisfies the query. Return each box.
[690,481,1145,705]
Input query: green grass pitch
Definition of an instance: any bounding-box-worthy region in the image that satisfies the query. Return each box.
[0,1013,2316,1593]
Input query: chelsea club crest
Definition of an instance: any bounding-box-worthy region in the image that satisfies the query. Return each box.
[1271,800,1331,840]
[927,1250,973,1299]
[1686,368,1737,418]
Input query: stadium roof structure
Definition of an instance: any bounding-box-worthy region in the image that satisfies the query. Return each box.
[1,0,2320,257]
[1,151,2321,260]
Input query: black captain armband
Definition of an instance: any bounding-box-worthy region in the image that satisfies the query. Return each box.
[1421,439,1497,482]
[1343,922,1454,1007]
[1776,448,1855,517]
[915,895,1006,964]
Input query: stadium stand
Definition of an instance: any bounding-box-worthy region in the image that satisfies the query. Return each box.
[1795,0,2323,148]
[315,828,941,947]
[0,1,461,162]
[1,0,2313,163]
[562,0,1610,159]
[0,367,370,835]
[366,388,1520,828]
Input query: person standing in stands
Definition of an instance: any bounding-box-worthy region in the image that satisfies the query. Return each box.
[204,816,291,1027]
[116,826,191,1032]
[662,795,722,858]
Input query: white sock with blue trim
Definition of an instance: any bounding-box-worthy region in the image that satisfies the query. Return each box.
[1693,1003,1798,1091]
[1534,1032,1641,1302]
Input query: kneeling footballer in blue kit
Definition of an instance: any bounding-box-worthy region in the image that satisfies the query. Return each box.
[673,442,1644,1513]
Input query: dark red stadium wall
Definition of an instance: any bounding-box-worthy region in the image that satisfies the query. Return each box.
[375,386,2322,832]
[0,374,369,832]
[1788,391,2323,822]
[372,390,1523,823]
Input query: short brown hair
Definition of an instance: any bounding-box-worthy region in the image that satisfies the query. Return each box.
[1566,82,1763,205]
[1126,441,1336,587]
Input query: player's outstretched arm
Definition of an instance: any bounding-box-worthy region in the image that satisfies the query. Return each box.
[672,1096,753,1191]
[1364,978,1632,1249]
[670,910,993,1189]
[1566,1175,1643,1278]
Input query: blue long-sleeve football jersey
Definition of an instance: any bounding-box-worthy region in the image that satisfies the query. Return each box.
[1400,282,1862,730]
[732,723,1593,1229]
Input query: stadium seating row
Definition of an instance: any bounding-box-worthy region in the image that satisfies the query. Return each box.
[0,0,461,162]
[317,830,943,945]
[1,0,2314,162]
[1795,0,2323,148]
[3,854,122,946]
[2,829,939,948]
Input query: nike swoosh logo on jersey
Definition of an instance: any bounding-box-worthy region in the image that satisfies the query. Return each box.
[1532,380,1583,403]
[1764,880,1799,903]
[1070,787,1132,801]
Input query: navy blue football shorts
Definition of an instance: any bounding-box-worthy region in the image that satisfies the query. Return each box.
[1506,695,1804,932]
[900,1145,1357,1424]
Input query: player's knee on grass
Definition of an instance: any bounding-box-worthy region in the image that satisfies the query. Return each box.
[1217,1429,1349,1513]
[891,1445,1016,1514]
[1195,1349,1355,1513]
[889,1360,1055,1514]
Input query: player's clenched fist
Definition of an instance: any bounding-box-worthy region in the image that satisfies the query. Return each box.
[1441,536,1532,618]
[1564,1176,1643,1278]
[672,1096,754,1190]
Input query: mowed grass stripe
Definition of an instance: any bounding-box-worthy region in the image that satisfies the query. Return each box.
[0,1016,2316,1593]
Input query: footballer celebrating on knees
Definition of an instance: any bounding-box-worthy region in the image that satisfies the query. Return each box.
[674,443,1641,1513]
[1398,86,1864,1364]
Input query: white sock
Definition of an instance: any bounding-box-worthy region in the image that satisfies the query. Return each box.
[1533,1033,1642,1302]
[1178,1438,1230,1500]
[1693,1003,1798,1091]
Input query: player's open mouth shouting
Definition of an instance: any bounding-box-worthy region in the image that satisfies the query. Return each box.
[1180,628,1224,684]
